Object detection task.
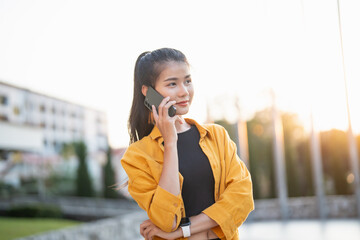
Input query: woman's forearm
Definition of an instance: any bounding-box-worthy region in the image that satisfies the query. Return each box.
[168,228,211,240]
[158,143,180,196]
[158,142,181,229]
[170,213,219,239]
[189,213,218,236]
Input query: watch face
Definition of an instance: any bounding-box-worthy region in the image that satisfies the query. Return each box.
[180,217,191,226]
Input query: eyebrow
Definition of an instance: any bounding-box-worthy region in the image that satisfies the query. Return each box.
[164,74,191,82]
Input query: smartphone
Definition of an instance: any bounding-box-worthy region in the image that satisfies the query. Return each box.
[144,86,176,117]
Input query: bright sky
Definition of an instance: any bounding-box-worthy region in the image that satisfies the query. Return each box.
[1,0,359,148]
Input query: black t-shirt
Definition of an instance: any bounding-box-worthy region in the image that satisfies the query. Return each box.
[177,124,215,217]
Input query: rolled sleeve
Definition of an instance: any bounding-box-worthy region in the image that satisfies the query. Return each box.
[124,163,183,232]
[151,185,183,231]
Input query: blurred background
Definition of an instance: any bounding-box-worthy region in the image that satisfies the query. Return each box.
[1,0,360,239]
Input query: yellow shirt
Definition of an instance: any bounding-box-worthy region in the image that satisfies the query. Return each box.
[121,118,254,240]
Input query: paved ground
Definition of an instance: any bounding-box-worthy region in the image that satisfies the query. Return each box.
[238,219,360,240]
[120,211,360,240]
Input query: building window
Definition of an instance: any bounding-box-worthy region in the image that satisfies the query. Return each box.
[0,114,8,122]
[0,150,9,161]
[43,139,47,146]
[55,141,62,152]
[0,95,8,105]
[13,106,20,116]
[39,105,46,112]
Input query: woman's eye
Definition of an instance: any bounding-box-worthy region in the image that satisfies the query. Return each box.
[186,79,192,84]
[168,82,176,87]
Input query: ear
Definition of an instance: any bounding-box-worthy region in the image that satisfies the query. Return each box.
[141,85,148,97]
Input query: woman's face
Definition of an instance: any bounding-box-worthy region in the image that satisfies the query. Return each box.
[154,61,193,116]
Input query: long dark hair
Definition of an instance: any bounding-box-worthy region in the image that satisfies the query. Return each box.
[128,48,189,144]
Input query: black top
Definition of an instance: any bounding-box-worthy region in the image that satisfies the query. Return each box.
[177,125,215,217]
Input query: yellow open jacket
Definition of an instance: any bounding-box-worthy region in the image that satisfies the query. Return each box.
[121,118,254,240]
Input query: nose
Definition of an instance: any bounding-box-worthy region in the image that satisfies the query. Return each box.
[178,83,189,97]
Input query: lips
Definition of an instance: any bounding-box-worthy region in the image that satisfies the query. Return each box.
[176,101,189,106]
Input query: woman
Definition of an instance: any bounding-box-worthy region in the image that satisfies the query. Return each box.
[121,48,254,240]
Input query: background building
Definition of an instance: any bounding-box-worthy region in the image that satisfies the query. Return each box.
[0,81,108,192]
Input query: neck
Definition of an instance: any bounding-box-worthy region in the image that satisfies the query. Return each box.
[175,116,191,133]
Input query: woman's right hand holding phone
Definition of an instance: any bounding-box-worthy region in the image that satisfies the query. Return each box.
[152,96,184,146]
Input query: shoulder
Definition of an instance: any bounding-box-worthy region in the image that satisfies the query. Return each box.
[202,123,228,138]
[121,135,155,167]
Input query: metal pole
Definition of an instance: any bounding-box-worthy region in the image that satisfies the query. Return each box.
[300,0,327,219]
[271,90,289,220]
[310,111,327,219]
[336,0,360,218]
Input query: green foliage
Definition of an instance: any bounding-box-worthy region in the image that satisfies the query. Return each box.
[20,177,40,195]
[295,137,314,196]
[45,173,75,196]
[320,129,351,195]
[74,141,94,197]
[0,182,21,198]
[60,142,75,160]
[281,113,313,197]
[246,108,358,199]
[246,109,315,199]
[6,204,62,218]
[103,146,118,198]
[246,108,276,199]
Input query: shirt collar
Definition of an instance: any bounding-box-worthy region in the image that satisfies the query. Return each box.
[149,118,211,141]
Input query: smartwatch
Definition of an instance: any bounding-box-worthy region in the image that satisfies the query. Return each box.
[180,217,191,238]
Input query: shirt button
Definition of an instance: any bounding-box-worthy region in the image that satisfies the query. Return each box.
[173,203,178,207]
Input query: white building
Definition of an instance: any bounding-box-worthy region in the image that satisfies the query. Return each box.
[0,81,108,192]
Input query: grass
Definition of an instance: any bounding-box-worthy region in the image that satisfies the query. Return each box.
[0,217,82,240]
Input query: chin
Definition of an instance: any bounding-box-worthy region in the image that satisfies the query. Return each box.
[176,109,189,116]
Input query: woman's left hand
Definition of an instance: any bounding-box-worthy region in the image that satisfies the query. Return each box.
[140,219,176,240]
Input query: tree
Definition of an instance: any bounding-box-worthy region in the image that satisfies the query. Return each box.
[320,129,351,195]
[60,142,75,160]
[103,146,118,198]
[246,109,314,199]
[246,108,276,199]
[281,113,313,197]
[74,141,94,197]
